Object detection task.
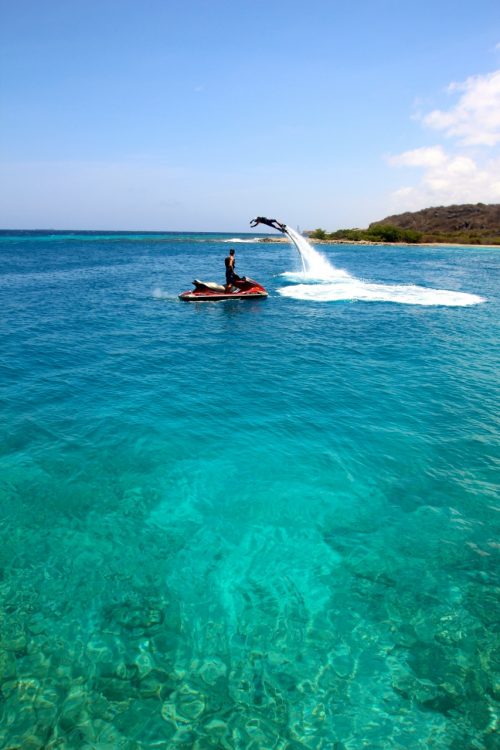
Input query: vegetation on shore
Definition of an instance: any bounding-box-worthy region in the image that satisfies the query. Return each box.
[309,225,423,243]
[309,203,500,245]
[309,225,500,245]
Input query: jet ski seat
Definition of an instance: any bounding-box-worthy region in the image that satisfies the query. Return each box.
[193,280,226,292]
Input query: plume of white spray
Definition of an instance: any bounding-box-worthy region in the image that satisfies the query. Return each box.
[278,224,484,306]
[282,226,350,280]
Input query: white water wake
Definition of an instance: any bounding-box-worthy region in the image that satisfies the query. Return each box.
[277,227,484,307]
[152,287,178,300]
[222,237,261,243]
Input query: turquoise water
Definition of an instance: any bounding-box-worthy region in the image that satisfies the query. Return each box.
[0,231,498,749]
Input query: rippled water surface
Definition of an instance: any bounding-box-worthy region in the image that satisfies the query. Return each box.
[1,231,499,749]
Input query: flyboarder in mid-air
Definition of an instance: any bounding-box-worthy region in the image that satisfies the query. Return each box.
[250,217,287,232]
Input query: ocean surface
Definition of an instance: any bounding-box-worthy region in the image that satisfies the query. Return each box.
[0,230,498,749]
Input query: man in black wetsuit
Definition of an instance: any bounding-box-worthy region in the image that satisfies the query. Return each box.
[225,248,236,293]
[250,217,287,232]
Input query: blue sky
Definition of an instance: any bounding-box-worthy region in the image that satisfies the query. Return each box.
[1,0,500,231]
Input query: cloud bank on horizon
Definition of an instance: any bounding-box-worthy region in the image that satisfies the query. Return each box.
[388,68,500,211]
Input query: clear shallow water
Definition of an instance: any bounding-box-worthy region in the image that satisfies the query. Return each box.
[0,231,499,749]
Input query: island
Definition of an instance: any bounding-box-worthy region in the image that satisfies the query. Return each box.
[306,203,500,245]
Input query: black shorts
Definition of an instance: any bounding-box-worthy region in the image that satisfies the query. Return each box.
[226,269,235,284]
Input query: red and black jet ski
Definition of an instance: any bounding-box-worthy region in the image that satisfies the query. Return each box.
[179,276,268,301]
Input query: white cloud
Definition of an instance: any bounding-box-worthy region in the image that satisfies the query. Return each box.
[389,151,500,211]
[423,69,500,146]
[388,68,500,211]
[388,146,447,168]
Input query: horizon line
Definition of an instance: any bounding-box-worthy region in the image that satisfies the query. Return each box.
[0,228,276,234]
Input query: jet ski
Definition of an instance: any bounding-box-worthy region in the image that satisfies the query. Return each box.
[179,276,268,301]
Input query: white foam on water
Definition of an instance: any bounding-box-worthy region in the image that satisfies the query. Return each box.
[222,237,261,243]
[281,268,352,283]
[152,287,176,300]
[277,281,484,306]
[278,226,485,307]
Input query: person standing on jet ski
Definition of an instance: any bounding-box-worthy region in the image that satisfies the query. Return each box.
[225,248,236,293]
